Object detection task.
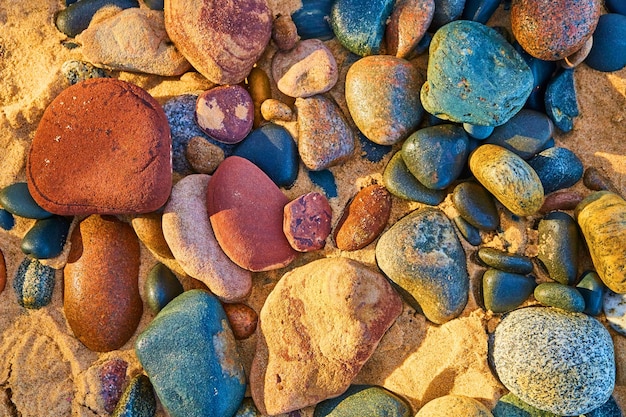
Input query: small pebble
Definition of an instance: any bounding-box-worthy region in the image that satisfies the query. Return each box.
[528,147,583,194]
[382,152,447,205]
[534,282,585,312]
[131,213,174,259]
[415,395,493,417]
[492,393,560,417]
[61,60,108,85]
[515,45,557,112]
[585,14,626,72]
[314,385,411,417]
[143,0,163,10]
[583,167,621,194]
[261,99,293,122]
[605,0,626,15]
[453,216,482,246]
[539,190,583,213]
[463,123,494,140]
[144,263,183,314]
[561,36,593,68]
[385,0,435,59]
[0,182,53,220]
[537,211,579,285]
[283,192,332,252]
[544,69,579,132]
[21,216,71,260]
[0,249,5,294]
[577,271,604,316]
[0,209,15,231]
[112,374,156,417]
[482,268,536,313]
[222,303,259,340]
[55,0,140,37]
[185,136,225,174]
[358,132,392,163]
[99,358,128,413]
[195,85,254,144]
[272,15,299,51]
[452,182,500,231]
[477,248,533,274]
[247,67,272,128]
[291,0,334,40]
[13,257,56,309]
[604,289,626,335]
[485,109,554,159]
[308,169,338,198]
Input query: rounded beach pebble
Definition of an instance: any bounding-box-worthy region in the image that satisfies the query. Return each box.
[492,307,615,415]
[416,395,493,417]
[195,85,254,144]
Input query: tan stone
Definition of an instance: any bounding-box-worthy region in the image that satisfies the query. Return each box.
[131,212,174,259]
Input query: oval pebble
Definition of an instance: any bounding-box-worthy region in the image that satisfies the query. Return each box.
[21,216,71,260]
[260,99,293,122]
[416,395,493,417]
[583,167,621,194]
[544,69,579,132]
[0,209,14,231]
[385,0,435,59]
[534,282,585,312]
[453,216,482,246]
[463,123,494,140]
[131,213,174,259]
[185,135,225,175]
[452,182,499,231]
[283,192,332,252]
[291,0,335,41]
[492,393,561,417]
[13,257,56,309]
[145,263,183,314]
[576,271,604,316]
[585,13,626,72]
[99,358,128,413]
[537,211,579,285]
[477,248,533,274]
[272,15,298,51]
[382,152,447,205]
[605,0,626,14]
[222,303,258,340]
[482,269,536,313]
[0,182,52,219]
[485,109,554,159]
[195,85,254,144]
[247,67,272,129]
[112,374,156,417]
[539,190,583,213]
[528,147,583,194]
[55,0,139,37]
[314,385,411,417]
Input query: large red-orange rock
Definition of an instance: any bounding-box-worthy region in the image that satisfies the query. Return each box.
[27,78,172,215]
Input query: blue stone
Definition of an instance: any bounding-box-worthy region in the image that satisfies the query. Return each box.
[330,0,395,56]
[577,271,604,316]
[144,263,184,314]
[412,32,432,57]
[534,282,586,313]
[291,0,334,40]
[485,109,554,159]
[605,0,626,15]
[0,209,15,231]
[461,0,502,24]
[493,393,561,417]
[514,44,557,113]
[528,147,583,194]
[21,216,71,259]
[463,123,494,140]
[453,216,482,246]
[452,182,499,231]
[135,290,246,417]
[482,269,535,313]
[358,132,392,163]
[0,182,52,219]
[234,398,263,417]
[383,152,447,205]
[585,14,626,72]
[430,0,466,30]
[544,69,579,132]
[55,0,139,37]
[537,211,579,285]
[112,374,157,417]
[477,248,533,275]
[13,257,56,309]
[143,0,164,10]
[313,385,411,417]
[308,169,338,198]
[540,137,555,152]
[587,396,622,417]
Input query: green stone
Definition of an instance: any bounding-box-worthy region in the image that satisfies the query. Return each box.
[493,393,561,417]
[482,269,535,313]
[112,375,156,417]
[452,182,499,231]
[314,385,411,417]
[537,211,578,285]
[144,263,183,314]
[383,152,446,205]
[576,271,604,316]
[534,282,585,313]
[477,248,533,275]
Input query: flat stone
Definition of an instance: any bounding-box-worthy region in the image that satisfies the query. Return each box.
[583,167,621,194]
[21,216,71,259]
[144,263,183,314]
[314,385,411,417]
[485,109,554,159]
[539,190,583,213]
[477,248,533,274]
[537,211,579,285]
[13,257,56,309]
[482,269,535,313]
[544,69,579,132]
[185,136,225,174]
[385,0,435,58]
[452,182,499,231]
[534,282,585,312]
[0,182,52,219]
[528,147,583,194]
[195,85,254,144]
[131,212,174,259]
[283,192,332,252]
[382,152,447,205]
[585,13,626,72]
[416,395,493,416]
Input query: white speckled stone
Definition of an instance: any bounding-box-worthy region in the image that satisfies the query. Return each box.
[603,290,626,335]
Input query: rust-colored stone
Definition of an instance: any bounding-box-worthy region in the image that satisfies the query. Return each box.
[540,190,584,214]
[283,192,332,252]
[223,302,258,340]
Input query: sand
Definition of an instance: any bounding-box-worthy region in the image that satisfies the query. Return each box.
[0,1,625,416]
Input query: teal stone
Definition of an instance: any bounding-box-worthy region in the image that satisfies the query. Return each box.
[291,0,334,41]
[452,182,499,231]
[537,211,578,285]
[420,20,533,126]
[13,257,56,309]
[330,0,395,56]
[462,0,502,24]
[492,393,561,417]
[308,169,338,198]
[234,398,263,417]
[313,385,411,417]
[482,269,535,313]
[144,263,184,314]
[0,209,15,230]
[401,125,469,190]
[55,0,139,37]
[514,44,557,113]
[112,375,157,417]
[382,152,447,205]
[21,216,71,259]
[135,290,246,417]
[485,109,554,159]
[577,271,604,316]
[585,14,626,72]
[0,182,52,219]
[544,69,579,132]
[453,216,482,246]
[534,282,585,313]
[463,123,494,140]
[376,207,469,324]
[477,248,533,274]
[586,396,623,417]
[528,147,584,194]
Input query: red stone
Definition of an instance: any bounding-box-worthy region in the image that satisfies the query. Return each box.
[222,302,258,340]
[195,85,254,144]
[283,192,332,252]
[385,0,435,59]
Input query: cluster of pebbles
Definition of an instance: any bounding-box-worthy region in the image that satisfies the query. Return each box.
[0,0,625,416]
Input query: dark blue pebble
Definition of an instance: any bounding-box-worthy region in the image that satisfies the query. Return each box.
[477,247,534,274]
[112,374,157,417]
[537,211,579,285]
[461,0,502,24]
[21,216,71,260]
[358,132,392,163]
[55,0,139,37]
[382,152,447,205]
[0,182,53,220]
[410,32,432,57]
[515,44,556,112]
[13,257,56,309]
[142,0,163,10]
[576,271,604,316]
[528,147,583,194]
[463,123,494,140]
[453,216,482,246]
[0,209,15,231]
[485,109,554,159]
[430,0,466,30]
[605,0,626,15]
[308,169,338,198]
[291,0,335,40]
[452,182,500,231]
[145,263,184,314]
[313,385,411,417]
[587,396,622,417]
[482,269,536,313]
[66,0,80,5]
[544,69,579,132]
[585,14,626,72]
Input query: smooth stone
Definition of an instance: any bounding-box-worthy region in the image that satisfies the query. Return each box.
[605,0,626,15]
[358,132,392,163]
[296,95,355,171]
[291,0,334,40]
[492,307,615,415]
[131,213,174,259]
[585,14,626,72]
[452,182,499,231]
[454,216,482,246]
[587,396,623,417]
[382,152,449,205]
[329,0,395,56]
[421,21,533,126]
[462,0,502,24]
[485,109,554,159]
[469,144,544,216]
[334,185,391,251]
[477,248,533,274]
[207,157,297,271]
[604,290,626,335]
[222,303,258,340]
[162,174,252,300]
[233,123,299,188]
[583,167,621,194]
[313,385,411,417]
[308,169,338,198]
[144,263,183,314]
[515,45,557,112]
[482,269,536,313]
[415,395,493,417]
[534,282,585,312]
[135,290,246,417]
[260,99,294,122]
[247,67,272,128]
[376,207,469,324]
[21,216,71,259]
[346,55,424,145]
[577,271,604,316]
[430,0,466,29]
[0,249,5,294]
[528,147,583,194]
[195,85,254,144]
[463,123,494,140]
[576,192,626,293]
[272,39,338,98]
[185,135,225,174]
[249,258,402,415]
[272,15,298,51]
[544,69,579,132]
[164,0,272,84]
[385,0,435,59]
[492,393,560,417]
[0,209,14,230]
[111,374,156,417]
[537,211,579,285]
[401,125,469,190]
[540,190,583,213]
[61,60,108,85]
[99,358,128,413]
[0,182,52,219]
[55,0,139,37]
[283,192,332,252]
[13,257,56,309]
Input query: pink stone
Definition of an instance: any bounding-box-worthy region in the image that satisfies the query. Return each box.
[195,85,254,144]
[98,358,128,413]
[283,192,332,252]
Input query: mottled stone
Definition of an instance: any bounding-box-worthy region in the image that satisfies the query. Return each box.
[195,86,254,144]
[131,212,174,259]
[587,396,623,417]
[385,0,435,58]
[185,136,225,174]
[482,269,535,313]
[21,216,71,259]
[314,385,411,417]
[283,192,332,252]
[493,393,560,417]
[383,152,447,205]
[111,374,156,417]
[576,271,604,316]
[430,0,466,29]
[261,99,294,122]
[291,0,334,41]
[534,282,585,312]
[528,147,583,194]
[55,0,139,37]
[99,358,128,414]
[223,303,258,340]
[13,257,56,309]
[561,36,593,68]
[604,290,626,335]
[144,263,183,314]
[544,69,579,132]
[477,248,533,274]
[453,182,499,231]
[537,211,579,285]
[0,182,52,219]
[272,15,298,51]
[485,109,554,159]
[61,60,108,85]
[416,395,493,417]
[585,14,626,72]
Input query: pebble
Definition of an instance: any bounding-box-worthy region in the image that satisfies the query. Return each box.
[314,385,411,417]
[111,374,156,417]
[561,36,593,68]
[162,174,252,300]
[383,152,447,205]
[130,213,173,259]
[385,0,435,59]
[61,60,108,85]
[233,123,299,188]
[453,216,482,246]
[272,39,338,98]
[515,45,557,112]
[511,0,601,60]
[452,182,500,231]
[13,257,56,309]
[99,358,128,413]
[539,190,583,213]
[207,156,297,271]
[376,207,469,324]
[421,20,533,126]
[222,303,258,340]
[195,85,254,144]
[528,147,583,194]
[185,136,225,174]
[296,95,355,171]
[537,211,579,285]
[64,215,142,352]
[135,290,246,417]
[587,396,623,417]
[291,0,334,40]
[334,185,391,251]
[272,15,298,51]
[485,109,554,159]
[329,0,395,56]
[358,133,393,163]
[283,192,332,252]
[144,263,183,314]
[345,55,424,145]
[576,192,626,293]
[477,248,533,274]
[415,395,493,417]
[585,14,626,72]
[0,182,52,219]
[482,269,536,313]
[492,307,615,415]
[261,99,294,122]
[249,258,402,415]
[604,290,626,335]
[0,209,14,230]
[492,393,560,417]
[55,0,139,37]
[0,249,5,294]
[430,0,466,29]
[247,67,272,128]
[463,123,494,140]
[544,69,579,132]
[605,0,626,15]
[21,216,71,259]
[164,0,272,84]
[583,167,621,194]
[469,144,544,216]
[143,0,163,9]
[462,0,502,24]
[576,271,604,316]
[235,398,264,417]
[308,170,338,198]
[534,282,586,312]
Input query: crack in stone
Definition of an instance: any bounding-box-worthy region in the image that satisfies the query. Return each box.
[2,364,19,417]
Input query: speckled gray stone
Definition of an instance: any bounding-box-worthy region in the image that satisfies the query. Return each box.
[603,290,626,336]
